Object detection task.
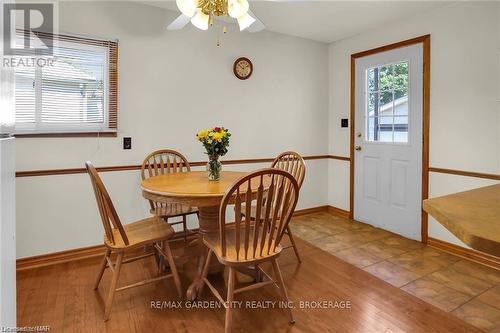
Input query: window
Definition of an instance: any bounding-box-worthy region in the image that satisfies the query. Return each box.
[14,31,118,136]
[365,61,409,143]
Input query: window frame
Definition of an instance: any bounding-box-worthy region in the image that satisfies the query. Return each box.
[13,31,118,138]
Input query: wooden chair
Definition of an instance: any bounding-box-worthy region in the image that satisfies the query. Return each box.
[86,162,182,321]
[141,149,199,241]
[241,151,306,262]
[200,168,300,333]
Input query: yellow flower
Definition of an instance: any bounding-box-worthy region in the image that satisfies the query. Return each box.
[197,129,209,140]
[212,132,223,141]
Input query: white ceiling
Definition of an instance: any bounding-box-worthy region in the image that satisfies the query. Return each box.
[144,1,451,43]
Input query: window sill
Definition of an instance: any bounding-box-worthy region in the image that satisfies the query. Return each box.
[14,132,117,138]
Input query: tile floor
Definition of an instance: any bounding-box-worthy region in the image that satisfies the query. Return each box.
[289,212,500,332]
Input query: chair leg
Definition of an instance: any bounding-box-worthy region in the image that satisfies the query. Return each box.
[225,267,236,333]
[271,259,295,324]
[286,226,302,263]
[94,249,111,290]
[182,215,188,242]
[157,242,164,275]
[198,250,213,296]
[255,264,263,283]
[104,252,124,321]
[163,241,183,298]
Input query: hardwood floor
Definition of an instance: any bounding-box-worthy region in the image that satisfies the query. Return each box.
[18,229,479,332]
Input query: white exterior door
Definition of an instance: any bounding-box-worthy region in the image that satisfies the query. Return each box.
[354,44,423,241]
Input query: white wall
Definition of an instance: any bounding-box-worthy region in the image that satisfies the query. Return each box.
[15,1,329,258]
[328,2,500,246]
[16,1,500,258]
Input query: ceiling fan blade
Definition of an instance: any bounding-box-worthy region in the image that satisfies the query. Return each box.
[167,14,191,31]
[245,10,265,32]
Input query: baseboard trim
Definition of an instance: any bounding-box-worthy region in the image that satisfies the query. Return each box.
[293,205,351,218]
[327,206,351,218]
[16,230,200,271]
[17,205,350,270]
[293,205,351,219]
[293,205,329,216]
[428,237,500,270]
[16,244,106,271]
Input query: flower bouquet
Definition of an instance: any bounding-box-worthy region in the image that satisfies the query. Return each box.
[196,126,231,180]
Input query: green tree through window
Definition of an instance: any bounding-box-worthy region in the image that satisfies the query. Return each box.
[368,62,408,105]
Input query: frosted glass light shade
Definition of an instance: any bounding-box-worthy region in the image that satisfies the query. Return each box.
[176,0,197,17]
[191,9,209,30]
[0,62,15,137]
[228,0,249,19]
[237,13,255,31]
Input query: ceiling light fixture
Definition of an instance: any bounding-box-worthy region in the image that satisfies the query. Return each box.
[236,12,255,31]
[176,0,197,17]
[174,0,256,31]
[191,8,210,30]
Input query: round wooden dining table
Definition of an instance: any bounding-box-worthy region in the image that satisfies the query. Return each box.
[141,170,249,300]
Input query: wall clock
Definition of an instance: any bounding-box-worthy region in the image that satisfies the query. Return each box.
[233,57,253,80]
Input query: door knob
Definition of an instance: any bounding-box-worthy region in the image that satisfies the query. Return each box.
[355,146,362,151]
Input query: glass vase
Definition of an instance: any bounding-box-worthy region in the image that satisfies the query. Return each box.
[207,155,222,181]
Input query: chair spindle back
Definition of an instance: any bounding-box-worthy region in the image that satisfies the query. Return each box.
[271,151,306,189]
[141,149,191,212]
[219,168,299,260]
[86,162,129,246]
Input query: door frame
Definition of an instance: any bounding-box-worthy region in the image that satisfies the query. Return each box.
[349,34,431,243]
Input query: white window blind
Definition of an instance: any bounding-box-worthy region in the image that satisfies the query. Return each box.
[14,32,118,136]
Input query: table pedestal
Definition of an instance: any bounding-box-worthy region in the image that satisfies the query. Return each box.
[186,205,224,300]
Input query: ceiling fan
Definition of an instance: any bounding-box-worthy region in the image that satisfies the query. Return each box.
[167,0,266,32]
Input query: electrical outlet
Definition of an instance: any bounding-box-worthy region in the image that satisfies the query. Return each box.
[341,118,349,128]
[123,137,132,150]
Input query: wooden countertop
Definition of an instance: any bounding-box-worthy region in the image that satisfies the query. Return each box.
[423,184,500,257]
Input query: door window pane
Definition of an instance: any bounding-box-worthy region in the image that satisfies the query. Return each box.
[368,92,393,117]
[394,131,408,143]
[393,90,408,115]
[378,65,394,90]
[365,61,409,143]
[367,116,395,143]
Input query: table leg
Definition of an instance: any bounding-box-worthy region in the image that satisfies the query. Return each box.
[186,205,224,300]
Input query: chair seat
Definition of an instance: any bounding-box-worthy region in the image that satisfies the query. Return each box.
[105,217,174,250]
[151,204,198,218]
[203,225,282,266]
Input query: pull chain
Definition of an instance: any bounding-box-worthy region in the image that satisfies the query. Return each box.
[217,25,228,47]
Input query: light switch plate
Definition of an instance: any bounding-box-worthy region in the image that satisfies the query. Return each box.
[123,137,132,150]
[341,118,349,128]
